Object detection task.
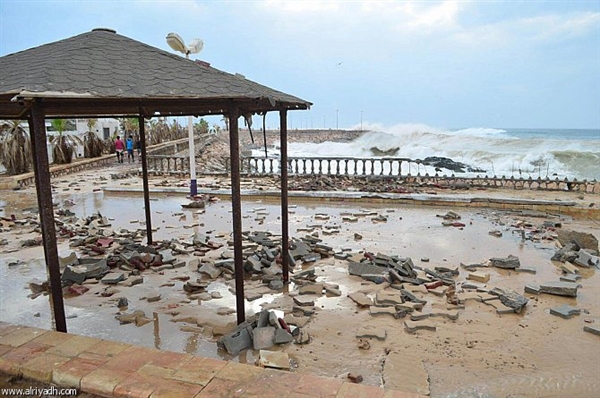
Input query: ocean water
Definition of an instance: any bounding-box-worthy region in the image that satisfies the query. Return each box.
[285,124,600,181]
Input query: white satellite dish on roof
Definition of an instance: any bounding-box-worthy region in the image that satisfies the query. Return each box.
[166,32,203,58]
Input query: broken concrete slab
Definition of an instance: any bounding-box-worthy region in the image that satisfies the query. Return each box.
[467,271,490,283]
[514,267,537,274]
[159,249,177,264]
[348,261,388,278]
[410,310,459,321]
[404,320,436,333]
[198,263,222,279]
[348,292,373,307]
[396,302,424,312]
[524,284,541,294]
[495,302,517,314]
[550,304,581,319]
[375,290,403,306]
[59,252,79,268]
[146,292,162,302]
[101,272,125,284]
[293,305,315,316]
[539,281,580,297]
[61,265,88,285]
[583,325,600,336]
[490,255,521,269]
[293,296,315,307]
[298,283,324,295]
[560,274,582,283]
[559,261,579,274]
[115,310,147,325]
[369,306,397,317]
[491,288,529,313]
[258,350,290,370]
[220,327,252,355]
[283,315,310,328]
[274,328,293,344]
[574,249,599,268]
[323,284,342,296]
[556,230,598,252]
[356,325,387,341]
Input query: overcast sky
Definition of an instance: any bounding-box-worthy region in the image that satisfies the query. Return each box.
[1,0,599,130]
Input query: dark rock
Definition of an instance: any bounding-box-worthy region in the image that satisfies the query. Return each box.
[219,327,253,355]
[62,265,87,285]
[347,373,364,383]
[117,297,128,308]
[423,156,485,173]
[490,255,521,269]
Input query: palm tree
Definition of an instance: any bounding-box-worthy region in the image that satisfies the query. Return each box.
[120,118,139,137]
[196,118,209,134]
[149,118,169,145]
[83,119,104,158]
[49,119,81,164]
[169,119,185,140]
[0,120,32,175]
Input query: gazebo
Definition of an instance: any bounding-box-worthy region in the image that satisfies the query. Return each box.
[0,28,312,332]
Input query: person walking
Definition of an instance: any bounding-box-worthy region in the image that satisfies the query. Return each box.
[114,135,124,163]
[136,137,142,161]
[126,135,135,163]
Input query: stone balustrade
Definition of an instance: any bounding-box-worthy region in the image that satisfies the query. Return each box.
[140,154,599,193]
[236,156,599,193]
[146,155,190,175]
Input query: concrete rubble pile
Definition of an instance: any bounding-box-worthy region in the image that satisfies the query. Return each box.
[347,252,529,339]
[283,175,417,194]
[217,309,306,370]
[24,202,334,340]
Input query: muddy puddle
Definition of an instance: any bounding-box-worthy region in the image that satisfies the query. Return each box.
[1,189,599,397]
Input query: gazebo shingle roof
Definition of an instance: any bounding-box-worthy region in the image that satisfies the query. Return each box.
[0,28,311,118]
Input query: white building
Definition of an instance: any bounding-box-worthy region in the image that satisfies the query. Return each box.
[74,118,120,140]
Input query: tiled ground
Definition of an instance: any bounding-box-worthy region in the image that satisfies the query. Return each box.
[0,322,426,398]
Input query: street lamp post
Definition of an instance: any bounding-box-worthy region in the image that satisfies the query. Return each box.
[188,116,197,196]
[166,32,203,197]
[360,110,363,131]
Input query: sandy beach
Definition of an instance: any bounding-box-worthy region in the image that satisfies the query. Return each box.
[1,133,599,397]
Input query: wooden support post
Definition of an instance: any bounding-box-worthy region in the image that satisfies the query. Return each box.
[30,100,67,332]
[139,116,153,244]
[229,106,245,325]
[280,110,290,283]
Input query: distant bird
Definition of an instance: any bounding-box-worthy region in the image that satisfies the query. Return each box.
[336,62,343,66]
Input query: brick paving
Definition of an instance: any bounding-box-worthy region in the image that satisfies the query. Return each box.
[0,322,425,398]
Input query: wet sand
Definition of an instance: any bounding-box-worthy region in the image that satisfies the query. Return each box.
[1,163,599,397]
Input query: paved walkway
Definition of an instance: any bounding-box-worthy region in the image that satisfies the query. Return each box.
[0,322,425,398]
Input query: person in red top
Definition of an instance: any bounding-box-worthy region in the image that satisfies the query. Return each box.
[114,135,125,163]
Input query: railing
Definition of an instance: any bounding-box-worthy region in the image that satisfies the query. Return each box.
[141,155,598,193]
[241,156,416,176]
[237,156,599,193]
[146,155,190,175]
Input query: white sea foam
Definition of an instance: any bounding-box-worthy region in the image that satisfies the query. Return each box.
[285,123,600,180]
